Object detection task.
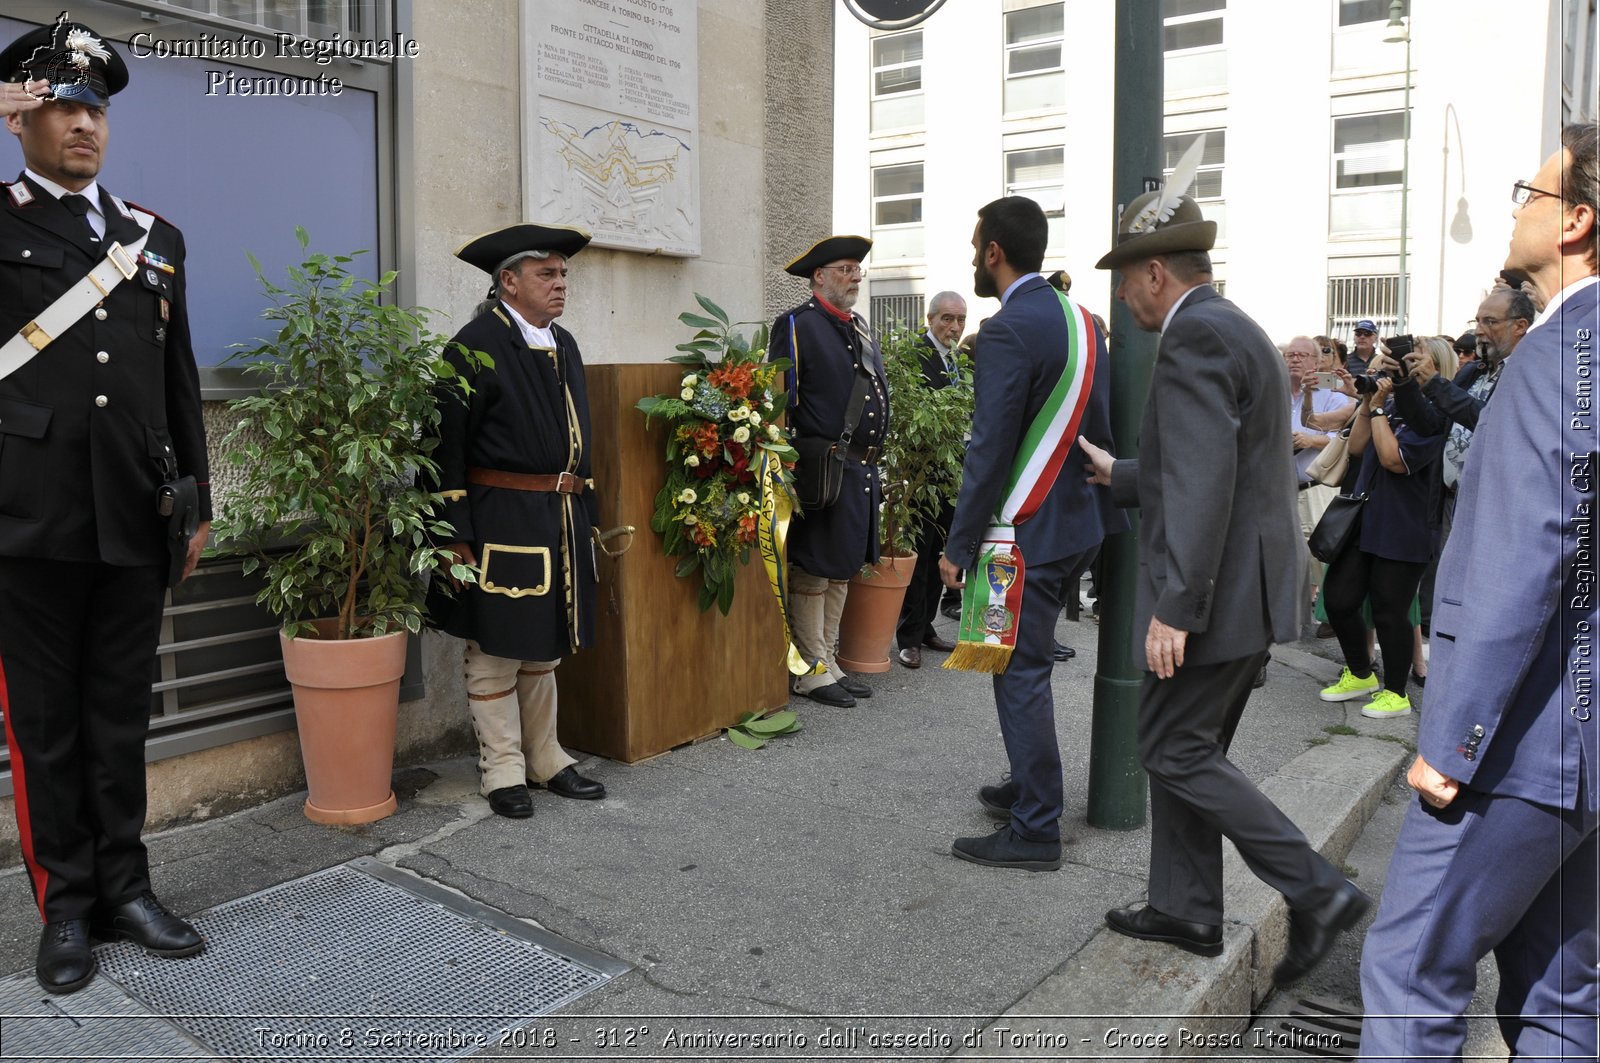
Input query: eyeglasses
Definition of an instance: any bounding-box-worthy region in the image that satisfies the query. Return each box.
[823,264,866,279]
[1475,316,1506,328]
[1319,346,1333,354]
[1354,330,1376,337]
[1511,180,1561,206]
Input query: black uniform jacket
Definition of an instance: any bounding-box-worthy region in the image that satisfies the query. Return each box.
[0,175,210,566]
[769,297,887,580]
[425,305,599,661]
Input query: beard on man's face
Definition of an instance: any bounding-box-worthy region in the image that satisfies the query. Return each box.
[973,261,997,299]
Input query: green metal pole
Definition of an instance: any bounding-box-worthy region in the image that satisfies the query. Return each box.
[1087,0,1163,830]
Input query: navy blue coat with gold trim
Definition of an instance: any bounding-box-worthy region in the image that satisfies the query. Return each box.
[769,298,887,580]
[0,175,210,566]
[424,306,599,661]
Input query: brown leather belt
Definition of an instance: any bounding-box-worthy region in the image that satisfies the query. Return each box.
[467,467,585,494]
[843,441,881,464]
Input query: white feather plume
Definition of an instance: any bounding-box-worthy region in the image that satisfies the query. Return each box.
[64,28,111,62]
[1127,133,1208,234]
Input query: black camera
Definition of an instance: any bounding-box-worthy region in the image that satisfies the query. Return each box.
[1353,371,1395,395]
[1383,334,1415,357]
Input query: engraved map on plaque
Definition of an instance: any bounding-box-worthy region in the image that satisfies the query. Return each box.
[524,0,700,256]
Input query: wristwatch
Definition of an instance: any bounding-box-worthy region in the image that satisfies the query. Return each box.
[1368,407,1388,418]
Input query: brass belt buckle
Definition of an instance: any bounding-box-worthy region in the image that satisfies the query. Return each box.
[107,242,137,282]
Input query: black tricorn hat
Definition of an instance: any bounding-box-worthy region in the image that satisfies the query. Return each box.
[0,16,128,108]
[1094,192,1216,271]
[784,234,871,278]
[455,223,591,276]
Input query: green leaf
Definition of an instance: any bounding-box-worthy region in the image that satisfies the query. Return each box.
[692,292,730,324]
[726,728,765,750]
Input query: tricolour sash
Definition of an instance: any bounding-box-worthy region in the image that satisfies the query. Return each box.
[945,289,1101,674]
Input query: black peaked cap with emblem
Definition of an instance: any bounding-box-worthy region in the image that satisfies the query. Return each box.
[784,235,872,278]
[0,17,128,108]
[455,223,592,275]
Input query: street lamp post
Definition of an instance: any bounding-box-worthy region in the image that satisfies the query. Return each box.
[1385,0,1411,332]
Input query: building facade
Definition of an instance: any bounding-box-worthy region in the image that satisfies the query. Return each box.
[0,0,835,857]
[835,0,1596,343]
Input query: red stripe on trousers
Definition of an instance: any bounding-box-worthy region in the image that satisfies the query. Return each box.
[0,652,48,919]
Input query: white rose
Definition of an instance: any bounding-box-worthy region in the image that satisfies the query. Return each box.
[728,406,747,421]
[685,454,700,467]
[767,424,781,440]
[737,492,751,505]
[732,426,751,444]
[684,513,697,525]
[682,374,698,386]
[679,488,698,504]
[680,388,694,401]
[748,411,761,426]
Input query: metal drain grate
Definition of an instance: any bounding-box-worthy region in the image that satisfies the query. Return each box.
[1259,996,1362,1057]
[8,856,629,1062]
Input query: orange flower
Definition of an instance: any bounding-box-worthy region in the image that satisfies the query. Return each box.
[738,513,759,544]
[708,364,755,400]
[693,422,721,457]
[691,523,717,548]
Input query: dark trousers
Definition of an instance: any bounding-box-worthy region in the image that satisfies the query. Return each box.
[0,557,164,921]
[895,503,953,650]
[993,551,1083,843]
[1361,787,1598,1060]
[1323,549,1426,694]
[1138,653,1344,924]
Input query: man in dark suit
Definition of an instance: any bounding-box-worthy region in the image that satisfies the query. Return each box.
[769,235,888,708]
[938,197,1123,870]
[1080,191,1367,981]
[1359,122,1599,1061]
[0,18,209,994]
[895,290,965,669]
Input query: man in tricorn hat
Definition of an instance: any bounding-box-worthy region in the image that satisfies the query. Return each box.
[426,223,608,818]
[769,235,887,707]
[1079,185,1369,984]
[0,16,210,994]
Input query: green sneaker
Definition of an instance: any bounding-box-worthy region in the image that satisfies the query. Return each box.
[1320,667,1380,702]
[1360,689,1413,718]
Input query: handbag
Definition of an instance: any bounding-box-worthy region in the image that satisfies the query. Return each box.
[1306,418,1354,488]
[1308,491,1366,563]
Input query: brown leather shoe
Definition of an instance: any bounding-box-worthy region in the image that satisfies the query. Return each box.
[923,633,957,652]
[897,646,922,668]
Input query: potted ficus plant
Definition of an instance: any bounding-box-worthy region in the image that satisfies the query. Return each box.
[837,326,973,671]
[213,227,485,826]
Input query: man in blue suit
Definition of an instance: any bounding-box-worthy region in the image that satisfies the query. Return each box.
[938,196,1124,870]
[1359,123,1600,1061]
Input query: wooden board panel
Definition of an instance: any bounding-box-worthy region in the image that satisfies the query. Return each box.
[556,363,790,761]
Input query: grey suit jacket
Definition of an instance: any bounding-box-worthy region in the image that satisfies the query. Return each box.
[1109,285,1303,667]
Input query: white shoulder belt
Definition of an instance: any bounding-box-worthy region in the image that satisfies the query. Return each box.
[0,206,158,381]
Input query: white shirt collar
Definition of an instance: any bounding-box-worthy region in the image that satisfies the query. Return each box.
[1000,272,1041,307]
[501,301,557,349]
[26,169,104,237]
[1531,275,1599,330]
[923,330,949,356]
[1160,283,1206,334]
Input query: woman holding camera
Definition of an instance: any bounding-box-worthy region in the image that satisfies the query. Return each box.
[1317,339,1450,717]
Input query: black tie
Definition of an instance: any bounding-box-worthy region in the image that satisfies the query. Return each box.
[60,193,98,242]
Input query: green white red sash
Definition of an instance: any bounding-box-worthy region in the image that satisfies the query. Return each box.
[945,289,1101,674]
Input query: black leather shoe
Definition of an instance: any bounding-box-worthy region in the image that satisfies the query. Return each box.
[838,676,872,699]
[36,919,95,994]
[941,600,962,622]
[977,778,1018,819]
[923,633,957,652]
[897,646,922,669]
[1274,880,1371,986]
[1105,904,1223,957]
[803,683,856,707]
[951,825,1061,871]
[536,765,606,800]
[1052,640,1076,661]
[487,784,534,818]
[96,893,203,958]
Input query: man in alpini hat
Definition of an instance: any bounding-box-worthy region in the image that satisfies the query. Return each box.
[1080,162,1369,985]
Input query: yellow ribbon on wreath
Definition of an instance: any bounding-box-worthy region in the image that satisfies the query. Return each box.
[757,449,826,677]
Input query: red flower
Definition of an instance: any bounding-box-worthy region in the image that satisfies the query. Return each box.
[708,364,755,400]
[738,513,759,544]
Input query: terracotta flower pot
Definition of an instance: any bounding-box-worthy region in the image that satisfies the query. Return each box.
[836,552,918,673]
[279,619,406,825]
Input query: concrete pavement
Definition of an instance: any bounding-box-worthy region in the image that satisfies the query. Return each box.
[0,610,1419,1060]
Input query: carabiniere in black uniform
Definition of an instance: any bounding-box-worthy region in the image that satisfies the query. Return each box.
[0,16,209,996]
